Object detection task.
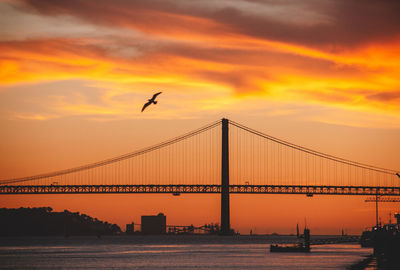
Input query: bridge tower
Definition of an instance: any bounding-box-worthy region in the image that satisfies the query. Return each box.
[221,118,230,235]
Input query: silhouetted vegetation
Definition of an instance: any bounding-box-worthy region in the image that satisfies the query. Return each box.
[0,207,121,236]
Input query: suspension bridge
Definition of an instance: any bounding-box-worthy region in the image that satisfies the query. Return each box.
[1,118,399,234]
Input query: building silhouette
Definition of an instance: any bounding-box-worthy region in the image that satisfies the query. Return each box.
[141,213,166,234]
[126,222,135,234]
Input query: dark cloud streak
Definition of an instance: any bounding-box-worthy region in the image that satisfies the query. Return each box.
[368,91,400,102]
[17,0,400,49]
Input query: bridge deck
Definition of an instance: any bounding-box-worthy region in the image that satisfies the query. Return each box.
[1,184,399,195]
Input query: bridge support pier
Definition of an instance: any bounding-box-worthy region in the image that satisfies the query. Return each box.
[221,118,231,235]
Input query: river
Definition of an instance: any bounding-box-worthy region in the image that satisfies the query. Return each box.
[0,235,372,269]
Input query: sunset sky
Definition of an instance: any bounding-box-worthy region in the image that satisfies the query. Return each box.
[1,0,400,234]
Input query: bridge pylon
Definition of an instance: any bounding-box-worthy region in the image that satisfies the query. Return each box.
[221,118,231,235]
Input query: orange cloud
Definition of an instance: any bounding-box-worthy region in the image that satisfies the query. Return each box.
[1,35,400,124]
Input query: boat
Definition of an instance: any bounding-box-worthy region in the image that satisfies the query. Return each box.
[360,213,400,248]
[270,242,310,252]
[360,213,400,268]
[270,228,311,253]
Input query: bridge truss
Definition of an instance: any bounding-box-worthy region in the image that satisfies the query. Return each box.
[1,184,399,196]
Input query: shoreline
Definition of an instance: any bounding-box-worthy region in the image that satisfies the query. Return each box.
[0,234,362,246]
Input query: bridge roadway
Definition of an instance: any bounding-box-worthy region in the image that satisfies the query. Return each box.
[1,184,399,196]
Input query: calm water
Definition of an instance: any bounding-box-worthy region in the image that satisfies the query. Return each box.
[0,235,372,269]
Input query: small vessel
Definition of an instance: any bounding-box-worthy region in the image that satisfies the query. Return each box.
[360,213,400,248]
[270,242,310,252]
[270,228,311,253]
[360,213,400,268]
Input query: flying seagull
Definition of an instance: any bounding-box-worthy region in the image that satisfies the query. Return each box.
[396,172,400,179]
[141,92,162,112]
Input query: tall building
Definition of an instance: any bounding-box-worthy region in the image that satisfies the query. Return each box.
[141,213,166,234]
[126,222,135,234]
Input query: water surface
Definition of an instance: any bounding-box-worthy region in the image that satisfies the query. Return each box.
[0,235,372,269]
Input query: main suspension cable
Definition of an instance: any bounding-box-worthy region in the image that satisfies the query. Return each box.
[0,120,221,185]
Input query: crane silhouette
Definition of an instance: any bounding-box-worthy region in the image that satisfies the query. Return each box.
[141,92,162,112]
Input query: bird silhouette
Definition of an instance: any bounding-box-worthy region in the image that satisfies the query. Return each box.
[396,172,400,179]
[141,92,162,112]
